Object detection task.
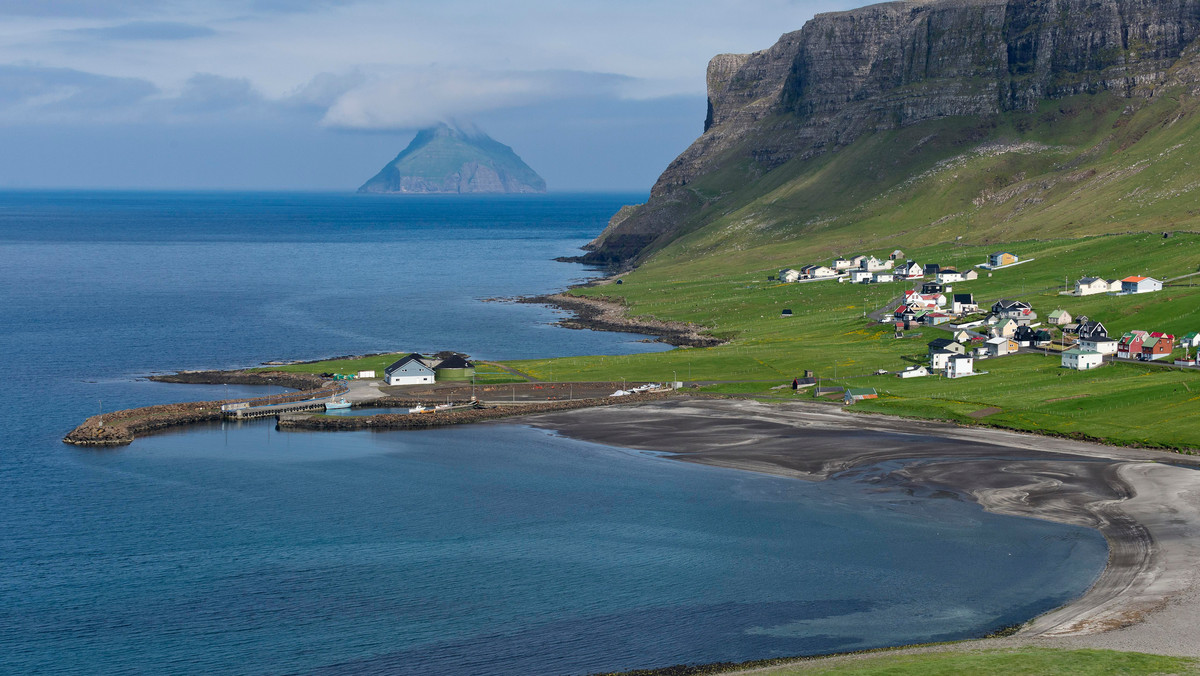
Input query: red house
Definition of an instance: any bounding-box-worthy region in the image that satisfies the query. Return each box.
[1140,336,1174,361]
[1118,331,1148,359]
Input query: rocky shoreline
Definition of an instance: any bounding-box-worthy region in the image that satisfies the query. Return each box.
[519,292,725,348]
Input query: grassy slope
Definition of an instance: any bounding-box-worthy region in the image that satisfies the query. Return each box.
[741,647,1195,675]
[505,89,1200,449]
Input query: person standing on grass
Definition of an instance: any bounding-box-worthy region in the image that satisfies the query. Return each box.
[792,378,799,392]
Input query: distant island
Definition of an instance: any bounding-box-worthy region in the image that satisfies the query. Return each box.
[358,123,546,194]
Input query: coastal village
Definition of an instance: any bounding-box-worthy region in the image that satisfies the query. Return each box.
[776,248,1197,402]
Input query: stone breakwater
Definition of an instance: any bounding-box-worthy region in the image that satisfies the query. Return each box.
[64,371,338,447]
[520,293,724,348]
[276,392,680,432]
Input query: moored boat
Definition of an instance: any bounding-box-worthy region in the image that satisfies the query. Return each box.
[325,398,351,410]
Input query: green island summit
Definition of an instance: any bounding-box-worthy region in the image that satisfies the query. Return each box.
[358,122,546,194]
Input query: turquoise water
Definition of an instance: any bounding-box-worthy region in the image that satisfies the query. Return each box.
[0,192,1106,674]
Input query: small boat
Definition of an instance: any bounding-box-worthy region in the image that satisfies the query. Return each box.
[325,398,351,411]
[408,405,428,414]
[434,403,453,411]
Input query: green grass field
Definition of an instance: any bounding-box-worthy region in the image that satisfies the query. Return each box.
[254,355,526,384]
[739,647,1195,676]
[505,232,1200,449]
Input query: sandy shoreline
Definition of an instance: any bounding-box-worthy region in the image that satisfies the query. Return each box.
[516,398,1200,656]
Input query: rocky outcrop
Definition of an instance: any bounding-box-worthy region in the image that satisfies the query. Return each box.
[520,293,725,347]
[148,369,328,391]
[583,0,1200,265]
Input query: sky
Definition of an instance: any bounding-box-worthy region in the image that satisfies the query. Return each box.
[0,0,863,191]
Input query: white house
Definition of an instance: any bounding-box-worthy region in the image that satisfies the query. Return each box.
[801,264,837,278]
[832,257,853,271]
[936,269,964,283]
[1078,334,1118,355]
[930,350,956,370]
[1106,279,1123,292]
[863,256,893,271]
[898,261,923,279]
[1062,348,1105,370]
[1121,276,1163,294]
[873,272,895,283]
[897,365,928,378]
[952,293,978,315]
[1182,332,1200,349]
[920,293,948,307]
[779,268,801,283]
[850,270,874,283]
[849,255,867,268]
[1074,277,1109,296]
[384,354,436,385]
[963,270,979,281]
[946,354,975,379]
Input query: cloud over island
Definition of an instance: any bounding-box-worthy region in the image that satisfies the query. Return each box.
[0,0,862,189]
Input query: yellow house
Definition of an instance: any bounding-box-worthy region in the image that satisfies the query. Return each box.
[988,252,1018,267]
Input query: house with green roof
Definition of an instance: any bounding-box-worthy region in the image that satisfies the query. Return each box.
[843,388,878,404]
[1047,309,1072,325]
[1061,348,1104,370]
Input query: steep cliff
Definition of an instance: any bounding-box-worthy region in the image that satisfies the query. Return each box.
[584,0,1200,266]
[359,124,546,194]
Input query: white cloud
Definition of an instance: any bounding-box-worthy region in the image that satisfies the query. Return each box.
[0,0,868,128]
[319,68,630,130]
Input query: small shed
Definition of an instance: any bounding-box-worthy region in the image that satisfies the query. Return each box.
[844,387,878,404]
[781,308,794,317]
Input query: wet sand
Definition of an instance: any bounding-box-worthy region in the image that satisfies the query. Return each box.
[517,398,1200,654]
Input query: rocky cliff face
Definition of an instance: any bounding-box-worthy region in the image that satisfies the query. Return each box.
[585,0,1200,265]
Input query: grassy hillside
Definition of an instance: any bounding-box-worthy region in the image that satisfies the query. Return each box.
[501,90,1200,451]
[705,647,1196,675]
[638,91,1200,274]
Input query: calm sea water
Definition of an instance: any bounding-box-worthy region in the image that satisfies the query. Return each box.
[0,192,1105,675]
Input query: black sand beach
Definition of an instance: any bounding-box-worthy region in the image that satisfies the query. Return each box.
[518,398,1200,652]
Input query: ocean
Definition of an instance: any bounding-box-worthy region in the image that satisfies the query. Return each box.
[0,191,1105,675]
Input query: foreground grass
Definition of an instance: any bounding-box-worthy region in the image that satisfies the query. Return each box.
[755,648,1196,676]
